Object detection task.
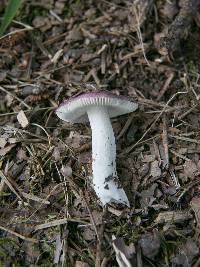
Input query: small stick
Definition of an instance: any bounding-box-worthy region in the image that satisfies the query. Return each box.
[34,218,88,231]
[178,104,198,120]
[21,192,50,205]
[133,6,150,66]
[0,225,38,243]
[117,113,135,140]
[0,170,22,201]
[55,162,68,216]
[21,182,67,223]
[0,85,31,109]
[42,33,66,46]
[119,134,160,156]
[91,69,101,87]
[100,257,110,267]
[95,207,107,267]
[170,149,190,161]
[153,139,162,166]
[101,51,106,74]
[83,194,101,243]
[0,107,55,117]
[145,105,188,114]
[74,142,91,153]
[34,38,52,59]
[161,115,169,169]
[177,179,200,202]
[156,72,174,101]
[169,169,181,190]
[169,135,200,145]
[193,257,200,267]
[0,26,33,41]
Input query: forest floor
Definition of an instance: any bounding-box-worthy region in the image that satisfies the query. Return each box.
[0,0,200,266]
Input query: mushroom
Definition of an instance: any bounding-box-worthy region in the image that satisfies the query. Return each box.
[56,91,138,206]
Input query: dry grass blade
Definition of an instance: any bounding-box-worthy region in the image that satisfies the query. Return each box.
[31,123,51,147]
[34,218,88,231]
[123,91,188,154]
[117,113,136,140]
[0,225,38,243]
[21,192,50,205]
[0,107,55,117]
[178,104,199,120]
[0,170,22,200]
[161,115,169,169]
[169,135,200,145]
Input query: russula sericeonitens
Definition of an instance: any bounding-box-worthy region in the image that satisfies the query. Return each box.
[56,91,138,206]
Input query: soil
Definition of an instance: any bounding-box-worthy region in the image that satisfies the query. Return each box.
[0,0,200,266]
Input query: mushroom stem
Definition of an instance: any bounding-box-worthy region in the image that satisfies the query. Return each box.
[87,106,129,206]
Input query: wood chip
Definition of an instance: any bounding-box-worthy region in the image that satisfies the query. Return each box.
[17,110,29,128]
[154,211,192,224]
[183,160,198,179]
[75,261,89,267]
[150,160,161,178]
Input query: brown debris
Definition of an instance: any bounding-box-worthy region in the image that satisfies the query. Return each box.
[171,239,199,266]
[159,0,200,55]
[0,0,200,265]
[183,160,199,180]
[190,197,200,226]
[139,230,161,260]
[75,261,89,267]
[112,236,136,267]
[154,210,193,224]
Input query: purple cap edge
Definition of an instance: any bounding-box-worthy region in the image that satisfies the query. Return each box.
[56,91,136,112]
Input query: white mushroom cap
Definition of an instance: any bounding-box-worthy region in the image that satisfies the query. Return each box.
[56,91,138,123]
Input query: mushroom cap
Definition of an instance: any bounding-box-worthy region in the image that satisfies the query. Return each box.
[56,91,138,123]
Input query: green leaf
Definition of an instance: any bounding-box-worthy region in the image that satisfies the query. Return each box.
[0,0,22,36]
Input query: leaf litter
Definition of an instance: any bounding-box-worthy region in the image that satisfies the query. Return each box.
[0,0,200,266]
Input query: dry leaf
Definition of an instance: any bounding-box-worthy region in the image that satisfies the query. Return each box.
[183,160,198,180]
[112,235,136,267]
[17,110,29,128]
[150,160,161,178]
[61,165,72,177]
[160,0,178,20]
[75,261,89,267]
[190,197,200,227]
[139,230,161,259]
[82,227,95,241]
[0,144,15,156]
[0,137,7,148]
[140,183,157,209]
[171,239,199,266]
[142,154,155,163]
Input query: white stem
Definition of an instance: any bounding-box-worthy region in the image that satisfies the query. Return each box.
[87,106,129,206]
